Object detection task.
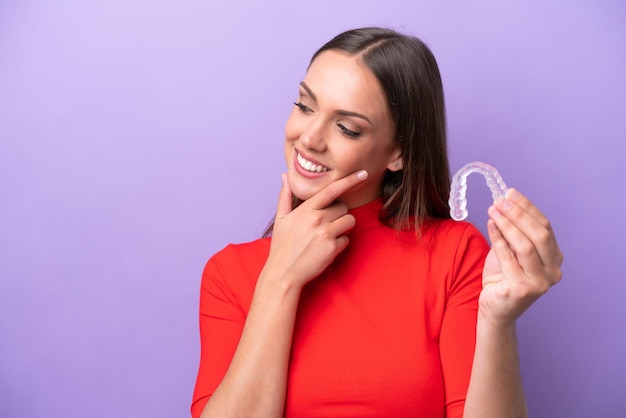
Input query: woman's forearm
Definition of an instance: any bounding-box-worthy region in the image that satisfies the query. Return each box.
[463,315,528,418]
[200,271,302,418]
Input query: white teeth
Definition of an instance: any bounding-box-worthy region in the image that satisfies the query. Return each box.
[297,152,329,173]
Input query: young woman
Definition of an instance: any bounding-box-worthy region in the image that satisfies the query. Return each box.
[191,27,563,418]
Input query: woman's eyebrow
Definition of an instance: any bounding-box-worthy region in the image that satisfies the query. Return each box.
[299,82,317,101]
[337,109,372,125]
[299,81,372,125]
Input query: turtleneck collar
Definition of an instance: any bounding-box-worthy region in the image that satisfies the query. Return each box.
[347,198,385,233]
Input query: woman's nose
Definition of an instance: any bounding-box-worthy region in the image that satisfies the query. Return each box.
[299,118,326,152]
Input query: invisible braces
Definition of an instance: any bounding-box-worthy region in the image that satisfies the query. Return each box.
[449,161,508,221]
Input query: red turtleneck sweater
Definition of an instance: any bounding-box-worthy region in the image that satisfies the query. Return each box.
[192,199,489,417]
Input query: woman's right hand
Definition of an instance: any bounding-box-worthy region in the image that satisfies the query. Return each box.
[262,170,368,289]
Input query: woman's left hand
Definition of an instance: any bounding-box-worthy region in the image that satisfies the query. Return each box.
[480,188,563,326]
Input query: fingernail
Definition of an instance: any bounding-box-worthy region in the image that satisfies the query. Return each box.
[507,188,521,201]
[488,205,502,218]
[356,170,368,180]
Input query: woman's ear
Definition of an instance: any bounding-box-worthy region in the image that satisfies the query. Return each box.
[387,149,403,172]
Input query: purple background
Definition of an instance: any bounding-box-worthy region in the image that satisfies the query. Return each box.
[1,1,624,417]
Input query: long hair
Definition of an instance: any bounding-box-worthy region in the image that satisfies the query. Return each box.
[264,27,451,237]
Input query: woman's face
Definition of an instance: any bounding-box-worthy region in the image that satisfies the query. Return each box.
[284,50,401,209]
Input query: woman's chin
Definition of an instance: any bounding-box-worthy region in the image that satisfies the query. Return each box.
[287,178,324,202]
[289,187,317,202]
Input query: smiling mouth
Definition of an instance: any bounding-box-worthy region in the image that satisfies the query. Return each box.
[296,152,330,173]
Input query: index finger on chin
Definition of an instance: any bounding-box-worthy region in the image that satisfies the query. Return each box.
[308,170,368,210]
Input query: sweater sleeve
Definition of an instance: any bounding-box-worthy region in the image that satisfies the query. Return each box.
[439,223,490,418]
[190,243,261,418]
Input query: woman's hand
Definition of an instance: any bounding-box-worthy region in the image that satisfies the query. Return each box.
[480,188,563,326]
[262,170,368,290]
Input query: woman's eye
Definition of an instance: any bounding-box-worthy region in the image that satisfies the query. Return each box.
[294,102,312,113]
[337,123,361,138]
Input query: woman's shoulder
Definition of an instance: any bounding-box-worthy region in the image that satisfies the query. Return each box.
[201,237,271,297]
[208,237,271,267]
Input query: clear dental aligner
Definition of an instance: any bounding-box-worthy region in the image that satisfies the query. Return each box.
[449,161,508,221]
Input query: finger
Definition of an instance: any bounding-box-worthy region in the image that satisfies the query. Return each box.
[307,170,368,210]
[487,219,556,297]
[505,188,549,228]
[321,201,351,222]
[488,203,546,279]
[334,235,350,255]
[486,219,526,282]
[505,188,563,267]
[300,202,353,238]
[494,194,562,268]
[328,212,357,236]
[276,173,293,219]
